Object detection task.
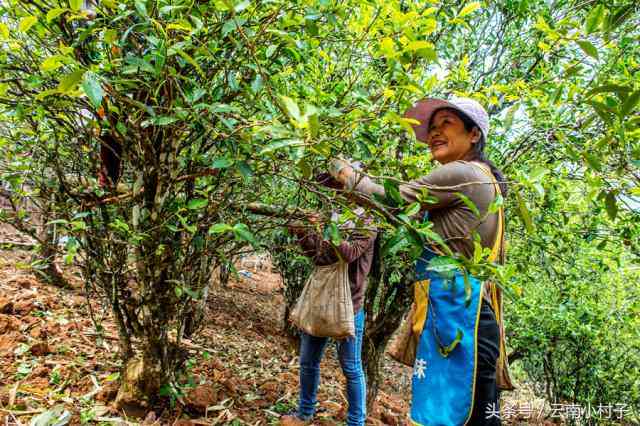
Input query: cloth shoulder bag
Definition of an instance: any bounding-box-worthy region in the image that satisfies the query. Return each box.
[289,261,355,339]
[387,302,419,367]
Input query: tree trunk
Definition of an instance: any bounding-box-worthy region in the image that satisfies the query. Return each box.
[282,303,300,350]
[115,352,164,411]
[219,263,230,288]
[270,235,311,342]
[362,294,413,411]
[363,333,385,411]
[362,234,414,412]
[32,194,68,288]
[33,238,67,287]
[281,266,307,342]
[181,255,215,338]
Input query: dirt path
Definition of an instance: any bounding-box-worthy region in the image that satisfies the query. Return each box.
[0,243,413,425]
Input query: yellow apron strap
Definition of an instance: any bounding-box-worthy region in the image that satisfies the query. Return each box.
[489,205,504,263]
[467,162,505,320]
[412,280,430,335]
[468,163,514,390]
[467,161,504,263]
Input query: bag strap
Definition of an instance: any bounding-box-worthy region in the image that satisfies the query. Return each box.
[424,161,504,261]
[468,162,514,389]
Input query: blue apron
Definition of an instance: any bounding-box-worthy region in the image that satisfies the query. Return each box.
[409,240,484,426]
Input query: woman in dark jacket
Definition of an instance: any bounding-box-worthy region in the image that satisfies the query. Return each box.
[282,175,376,426]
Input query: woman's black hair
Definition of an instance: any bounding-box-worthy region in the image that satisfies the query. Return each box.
[434,108,508,196]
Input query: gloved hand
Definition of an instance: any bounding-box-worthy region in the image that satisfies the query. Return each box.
[287,214,321,236]
[328,158,352,178]
[328,158,356,186]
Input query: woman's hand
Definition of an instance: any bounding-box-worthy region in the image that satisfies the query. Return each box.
[287,221,306,236]
[307,213,321,224]
[329,158,355,186]
[287,214,322,236]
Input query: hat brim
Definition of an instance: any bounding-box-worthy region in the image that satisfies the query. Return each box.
[403,98,464,142]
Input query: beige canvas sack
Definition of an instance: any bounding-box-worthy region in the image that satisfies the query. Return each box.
[289,262,355,339]
[387,302,419,367]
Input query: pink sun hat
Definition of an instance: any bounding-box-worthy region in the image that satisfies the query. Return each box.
[403,97,489,142]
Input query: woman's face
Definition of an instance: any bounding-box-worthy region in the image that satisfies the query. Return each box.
[426,109,479,164]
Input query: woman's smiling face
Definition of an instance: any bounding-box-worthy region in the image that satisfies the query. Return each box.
[426,109,480,164]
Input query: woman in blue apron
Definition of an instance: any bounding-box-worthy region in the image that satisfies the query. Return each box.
[330,97,514,425]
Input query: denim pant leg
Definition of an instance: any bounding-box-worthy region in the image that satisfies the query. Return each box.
[337,309,366,426]
[298,332,329,419]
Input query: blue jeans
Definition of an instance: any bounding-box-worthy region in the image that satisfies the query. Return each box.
[297,309,366,426]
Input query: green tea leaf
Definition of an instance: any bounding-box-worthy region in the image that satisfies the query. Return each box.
[70,0,83,11]
[327,222,342,246]
[279,95,302,122]
[250,74,263,94]
[233,223,257,246]
[40,55,66,72]
[405,202,421,217]
[187,198,208,210]
[585,4,605,34]
[297,158,312,179]
[621,91,640,117]
[222,18,246,37]
[383,179,403,206]
[515,192,534,233]
[576,40,599,60]
[159,5,186,16]
[462,271,472,306]
[605,191,618,220]
[57,69,85,92]
[458,2,482,18]
[488,194,504,214]
[46,219,69,226]
[259,139,305,155]
[584,152,603,172]
[427,256,460,280]
[585,84,631,98]
[19,16,38,33]
[529,166,549,182]
[46,8,68,22]
[381,229,409,257]
[265,45,277,58]
[456,192,480,217]
[209,223,232,234]
[309,113,320,138]
[153,116,178,126]
[173,48,205,78]
[237,161,253,180]
[81,72,104,108]
[0,23,9,39]
[105,372,120,382]
[473,240,483,264]
[234,0,251,12]
[504,103,519,130]
[212,157,234,168]
[134,0,147,17]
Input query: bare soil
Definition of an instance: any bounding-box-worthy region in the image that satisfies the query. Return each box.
[0,226,554,425]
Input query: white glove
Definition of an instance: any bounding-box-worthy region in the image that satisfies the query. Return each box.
[328,158,352,179]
